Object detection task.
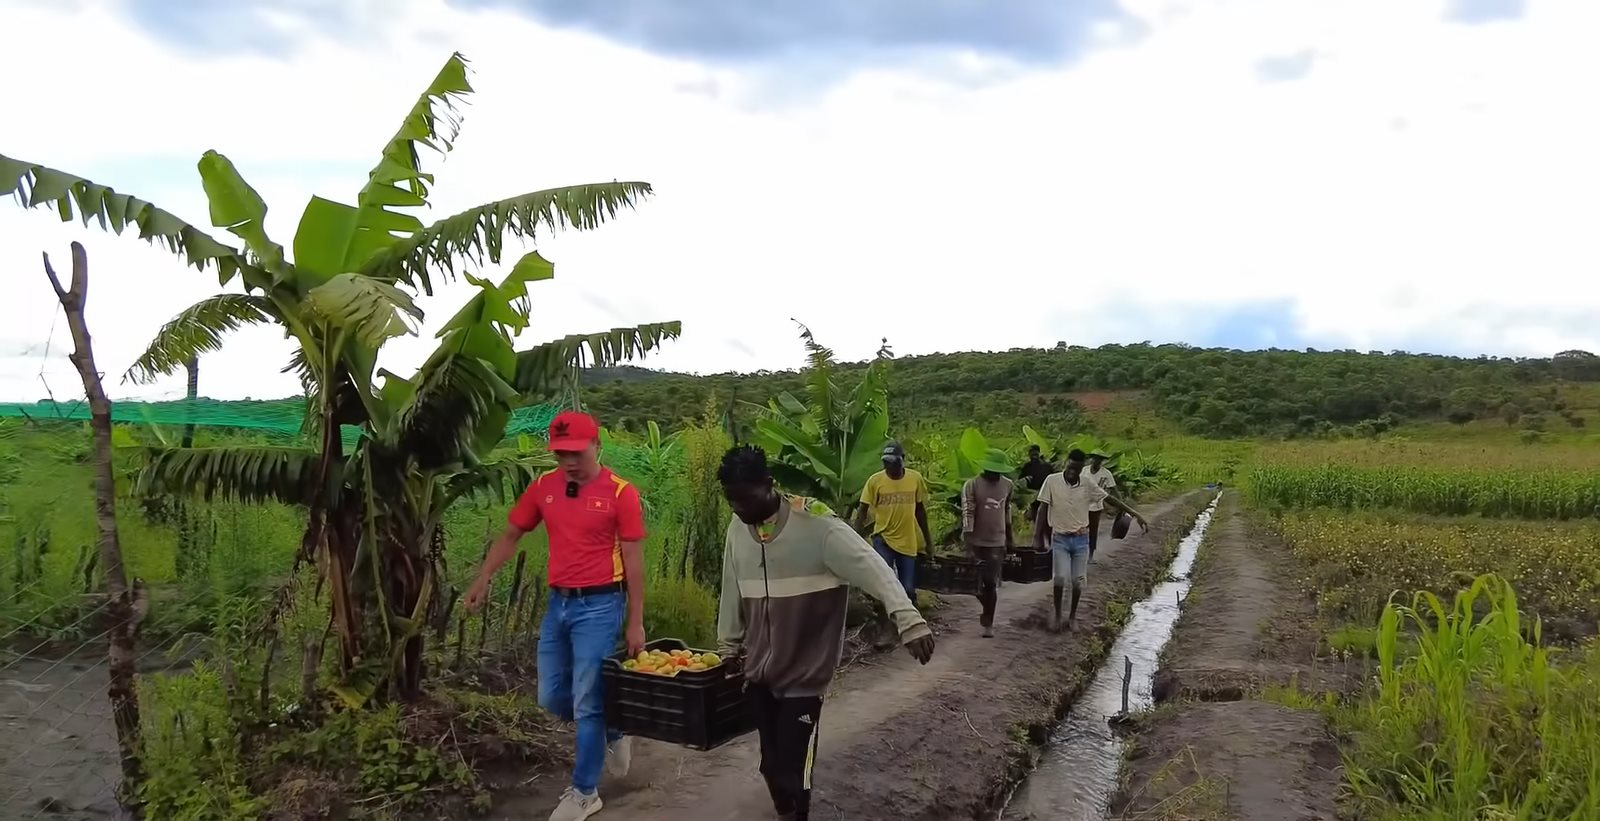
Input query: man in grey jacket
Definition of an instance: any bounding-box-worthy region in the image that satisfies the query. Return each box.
[717,445,936,821]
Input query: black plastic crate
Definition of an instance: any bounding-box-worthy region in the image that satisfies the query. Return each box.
[601,638,752,751]
[1002,549,1052,583]
[917,555,983,596]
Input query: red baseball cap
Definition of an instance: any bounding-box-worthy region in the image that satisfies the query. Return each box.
[547,410,600,452]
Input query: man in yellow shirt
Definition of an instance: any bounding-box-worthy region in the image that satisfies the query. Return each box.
[853,441,933,599]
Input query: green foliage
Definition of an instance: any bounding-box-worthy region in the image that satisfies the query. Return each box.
[124,295,278,384]
[1340,575,1600,819]
[575,343,1600,438]
[752,324,892,514]
[643,575,719,648]
[676,420,731,587]
[917,427,1017,543]
[6,52,681,705]
[1020,425,1179,500]
[0,154,261,286]
[137,661,264,821]
[1271,510,1600,631]
[267,707,479,809]
[1248,463,1600,519]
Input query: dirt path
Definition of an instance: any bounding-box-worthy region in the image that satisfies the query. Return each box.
[492,492,1207,821]
[1114,495,1344,821]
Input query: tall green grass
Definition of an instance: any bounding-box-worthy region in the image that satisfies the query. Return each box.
[1342,574,1600,819]
[1249,463,1600,520]
[1,419,727,650]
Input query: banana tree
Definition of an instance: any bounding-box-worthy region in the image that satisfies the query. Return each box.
[2,52,680,702]
[750,323,891,515]
[925,427,1016,543]
[1019,426,1176,500]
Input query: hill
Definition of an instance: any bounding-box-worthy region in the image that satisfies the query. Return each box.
[579,344,1600,438]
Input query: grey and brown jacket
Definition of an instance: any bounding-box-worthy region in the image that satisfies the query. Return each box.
[717,495,932,698]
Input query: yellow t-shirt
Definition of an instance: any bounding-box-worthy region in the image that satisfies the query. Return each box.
[859,469,929,556]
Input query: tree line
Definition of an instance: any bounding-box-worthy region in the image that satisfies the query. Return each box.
[576,344,1600,438]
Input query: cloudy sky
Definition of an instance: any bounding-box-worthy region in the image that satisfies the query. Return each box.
[1,0,1595,402]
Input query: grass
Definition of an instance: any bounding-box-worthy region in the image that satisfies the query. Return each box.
[1230,435,1600,820]
[1339,575,1600,820]
[0,418,729,818]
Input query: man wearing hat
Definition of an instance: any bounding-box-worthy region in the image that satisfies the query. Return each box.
[1083,450,1117,560]
[464,410,647,821]
[962,450,1015,637]
[853,441,933,600]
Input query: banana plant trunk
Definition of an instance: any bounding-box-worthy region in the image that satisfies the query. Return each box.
[386,531,429,701]
[41,243,145,814]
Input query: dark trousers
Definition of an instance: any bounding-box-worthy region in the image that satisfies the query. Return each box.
[750,683,824,820]
[974,546,1004,627]
[1088,509,1103,558]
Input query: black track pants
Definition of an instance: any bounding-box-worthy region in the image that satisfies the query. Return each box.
[749,683,824,820]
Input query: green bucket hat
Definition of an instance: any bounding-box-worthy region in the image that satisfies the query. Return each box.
[977,448,1013,475]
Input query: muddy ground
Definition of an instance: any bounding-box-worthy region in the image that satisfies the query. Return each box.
[492,491,1209,821]
[0,638,205,819]
[1113,495,1348,821]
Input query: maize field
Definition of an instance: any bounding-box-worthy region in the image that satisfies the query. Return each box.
[1246,438,1600,819]
[1248,463,1600,519]
[1275,510,1600,631]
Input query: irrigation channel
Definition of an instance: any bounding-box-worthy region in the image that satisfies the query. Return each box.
[1000,492,1222,820]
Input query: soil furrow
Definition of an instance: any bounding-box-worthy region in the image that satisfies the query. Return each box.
[1113,495,1345,821]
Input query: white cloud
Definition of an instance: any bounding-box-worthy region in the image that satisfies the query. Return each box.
[1,0,1596,403]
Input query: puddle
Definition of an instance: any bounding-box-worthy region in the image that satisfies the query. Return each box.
[999,494,1222,820]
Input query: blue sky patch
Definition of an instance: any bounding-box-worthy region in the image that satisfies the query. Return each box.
[447,0,1140,66]
[1254,50,1316,83]
[1445,0,1526,25]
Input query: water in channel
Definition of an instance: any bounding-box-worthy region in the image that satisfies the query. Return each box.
[999,494,1222,820]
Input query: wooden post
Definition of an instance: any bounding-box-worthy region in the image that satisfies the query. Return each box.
[180,355,199,448]
[41,243,143,814]
[1121,656,1133,715]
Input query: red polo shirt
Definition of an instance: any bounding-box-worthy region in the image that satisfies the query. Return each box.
[508,468,646,588]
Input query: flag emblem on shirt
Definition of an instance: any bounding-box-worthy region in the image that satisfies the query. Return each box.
[586,496,612,513]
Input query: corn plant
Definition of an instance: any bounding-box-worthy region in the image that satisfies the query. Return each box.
[1343,574,1600,819]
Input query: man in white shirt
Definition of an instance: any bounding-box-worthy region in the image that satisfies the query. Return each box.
[1033,449,1148,632]
[1084,450,1117,561]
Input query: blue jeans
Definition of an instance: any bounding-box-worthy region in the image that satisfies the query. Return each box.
[1050,533,1090,588]
[538,590,625,794]
[872,536,917,599]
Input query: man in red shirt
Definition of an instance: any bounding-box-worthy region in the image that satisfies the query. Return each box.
[465,411,646,821]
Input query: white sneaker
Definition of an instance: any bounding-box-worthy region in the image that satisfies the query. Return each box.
[549,788,603,821]
[605,736,633,778]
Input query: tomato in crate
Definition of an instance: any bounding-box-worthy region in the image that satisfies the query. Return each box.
[601,638,752,751]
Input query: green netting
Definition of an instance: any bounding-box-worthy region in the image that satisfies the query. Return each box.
[0,398,565,440]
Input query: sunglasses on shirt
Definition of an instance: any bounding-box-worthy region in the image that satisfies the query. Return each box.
[566,481,579,499]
